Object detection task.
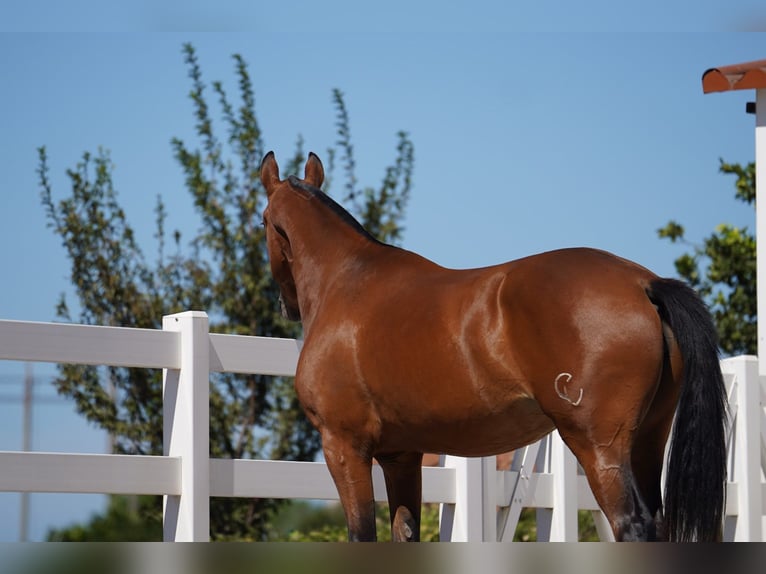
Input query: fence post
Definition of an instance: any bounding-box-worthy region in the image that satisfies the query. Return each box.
[162,311,210,542]
[481,456,498,541]
[727,356,763,541]
[439,456,496,541]
[548,430,578,541]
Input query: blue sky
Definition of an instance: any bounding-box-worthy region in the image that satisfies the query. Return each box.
[0,3,765,541]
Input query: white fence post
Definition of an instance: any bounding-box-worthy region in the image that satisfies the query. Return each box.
[756,88,766,371]
[439,456,496,541]
[724,355,763,541]
[481,456,498,541]
[162,311,210,542]
[548,431,579,541]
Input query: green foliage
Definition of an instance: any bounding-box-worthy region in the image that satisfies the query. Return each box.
[47,496,161,541]
[657,160,756,356]
[38,43,413,540]
[332,88,413,245]
[271,502,599,542]
[721,159,756,204]
[280,503,441,542]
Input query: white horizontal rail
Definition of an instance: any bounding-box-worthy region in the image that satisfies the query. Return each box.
[2,452,754,514]
[0,320,179,369]
[0,453,456,504]
[0,319,303,374]
[209,333,301,376]
[209,459,340,500]
[0,452,180,495]
[208,459,456,504]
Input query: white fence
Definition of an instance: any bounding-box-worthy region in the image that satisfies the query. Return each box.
[0,311,764,541]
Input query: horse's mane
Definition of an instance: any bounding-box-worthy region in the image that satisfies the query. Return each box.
[287,175,382,244]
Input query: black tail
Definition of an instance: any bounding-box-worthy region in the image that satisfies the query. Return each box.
[648,278,728,541]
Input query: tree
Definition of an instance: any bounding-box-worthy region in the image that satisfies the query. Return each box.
[46,496,161,542]
[658,160,756,356]
[39,43,413,540]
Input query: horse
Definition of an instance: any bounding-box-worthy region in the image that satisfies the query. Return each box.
[259,151,728,542]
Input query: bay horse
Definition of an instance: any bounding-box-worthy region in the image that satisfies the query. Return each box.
[260,152,728,542]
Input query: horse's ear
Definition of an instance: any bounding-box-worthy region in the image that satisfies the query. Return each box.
[304,152,325,188]
[260,151,280,196]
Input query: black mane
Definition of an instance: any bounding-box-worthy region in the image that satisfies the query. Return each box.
[286,176,381,244]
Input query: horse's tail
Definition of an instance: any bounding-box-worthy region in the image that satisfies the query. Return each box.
[648,278,728,542]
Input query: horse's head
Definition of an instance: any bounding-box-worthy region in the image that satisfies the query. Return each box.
[260,151,325,321]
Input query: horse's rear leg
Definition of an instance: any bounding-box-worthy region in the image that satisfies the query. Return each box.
[561,428,658,541]
[377,451,423,542]
[322,433,377,541]
[630,425,670,539]
[630,361,682,540]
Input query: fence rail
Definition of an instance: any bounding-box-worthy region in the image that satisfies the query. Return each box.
[1,312,764,541]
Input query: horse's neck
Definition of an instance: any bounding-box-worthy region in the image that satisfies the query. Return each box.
[290,214,383,323]
[295,204,373,250]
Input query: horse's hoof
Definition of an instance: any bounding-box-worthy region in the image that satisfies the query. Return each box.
[392,506,416,542]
